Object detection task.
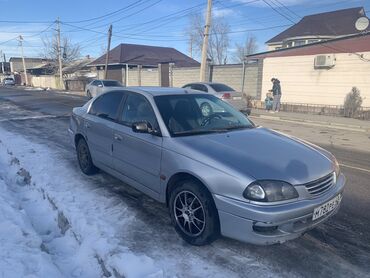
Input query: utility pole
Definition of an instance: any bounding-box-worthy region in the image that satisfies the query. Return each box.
[200,0,212,82]
[56,18,63,89]
[0,50,4,73]
[19,36,29,86]
[104,24,113,79]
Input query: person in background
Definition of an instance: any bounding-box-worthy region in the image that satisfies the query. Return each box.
[269,78,282,112]
[264,92,273,111]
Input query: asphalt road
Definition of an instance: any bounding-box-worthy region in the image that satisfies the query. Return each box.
[1,87,369,278]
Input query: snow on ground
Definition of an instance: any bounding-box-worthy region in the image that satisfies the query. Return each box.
[0,127,250,277]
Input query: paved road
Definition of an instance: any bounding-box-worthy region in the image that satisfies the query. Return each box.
[1,87,370,278]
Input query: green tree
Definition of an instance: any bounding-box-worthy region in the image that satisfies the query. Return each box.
[343,87,362,118]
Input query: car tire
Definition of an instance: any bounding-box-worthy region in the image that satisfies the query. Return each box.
[169,179,220,246]
[87,90,92,99]
[76,138,98,175]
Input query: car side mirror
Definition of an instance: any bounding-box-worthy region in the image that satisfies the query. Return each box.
[97,84,103,87]
[132,121,161,136]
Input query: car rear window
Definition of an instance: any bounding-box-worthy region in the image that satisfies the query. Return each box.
[102,80,122,87]
[209,83,235,92]
[5,78,14,81]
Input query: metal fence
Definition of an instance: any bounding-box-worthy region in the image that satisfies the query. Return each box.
[254,101,370,120]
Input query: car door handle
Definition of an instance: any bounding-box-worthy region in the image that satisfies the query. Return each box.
[114,134,123,141]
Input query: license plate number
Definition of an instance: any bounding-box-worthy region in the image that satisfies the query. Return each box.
[312,194,342,221]
[233,96,242,100]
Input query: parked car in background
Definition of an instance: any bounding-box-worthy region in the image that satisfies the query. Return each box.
[182,82,251,115]
[69,87,345,246]
[85,79,123,98]
[2,77,15,86]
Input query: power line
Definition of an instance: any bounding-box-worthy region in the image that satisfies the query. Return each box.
[262,0,297,24]
[63,0,145,23]
[271,0,301,20]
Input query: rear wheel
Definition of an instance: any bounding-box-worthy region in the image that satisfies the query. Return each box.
[169,180,220,245]
[76,138,98,175]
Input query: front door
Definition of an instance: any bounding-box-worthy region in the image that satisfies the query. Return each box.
[112,92,162,193]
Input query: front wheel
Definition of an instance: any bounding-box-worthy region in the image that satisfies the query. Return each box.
[169,180,220,245]
[86,90,92,99]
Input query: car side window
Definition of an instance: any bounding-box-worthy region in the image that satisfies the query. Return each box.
[89,91,124,121]
[91,80,99,86]
[191,84,208,92]
[121,93,159,129]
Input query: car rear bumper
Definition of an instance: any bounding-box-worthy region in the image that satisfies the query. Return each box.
[214,173,345,245]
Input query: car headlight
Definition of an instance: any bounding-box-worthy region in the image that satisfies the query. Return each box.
[333,158,340,176]
[243,180,298,202]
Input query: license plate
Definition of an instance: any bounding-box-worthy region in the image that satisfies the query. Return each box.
[233,96,242,100]
[312,194,342,221]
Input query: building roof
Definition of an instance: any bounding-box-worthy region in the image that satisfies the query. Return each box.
[9,57,53,63]
[266,7,369,44]
[89,43,200,67]
[249,33,370,59]
[63,57,94,74]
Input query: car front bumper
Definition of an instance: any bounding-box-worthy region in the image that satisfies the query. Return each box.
[214,173,345,245]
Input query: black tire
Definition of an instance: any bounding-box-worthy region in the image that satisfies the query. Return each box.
[87,90,92,99]
[169,179,220,246]
[76,138,98,175]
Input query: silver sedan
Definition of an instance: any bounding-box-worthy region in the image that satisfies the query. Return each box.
[85,79,124,98]
[69,87,345,246]
[182,82,250,114]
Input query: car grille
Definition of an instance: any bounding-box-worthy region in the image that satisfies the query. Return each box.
[304,172,335,196]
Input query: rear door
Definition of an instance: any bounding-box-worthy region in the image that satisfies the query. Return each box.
[96,81,104,96]
[84,91,125,169]
[112,92,163,193]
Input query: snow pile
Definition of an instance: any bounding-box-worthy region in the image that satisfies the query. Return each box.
[0,127,244,277]
[0,131,163,277]
[0,176,62,277]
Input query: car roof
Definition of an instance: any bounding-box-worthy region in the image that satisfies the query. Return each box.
[127,86,207,96]
[184,82,224,85]
[96,79,121,82]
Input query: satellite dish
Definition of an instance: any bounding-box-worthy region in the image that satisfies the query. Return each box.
[355,17,369,31]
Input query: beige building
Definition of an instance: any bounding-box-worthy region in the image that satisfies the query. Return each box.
[266,7,368,51]
[9,57,52,73]
[248,33,370,107]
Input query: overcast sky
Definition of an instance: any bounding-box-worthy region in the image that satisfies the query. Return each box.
[0,0,368,61]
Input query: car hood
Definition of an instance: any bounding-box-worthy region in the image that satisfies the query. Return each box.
[172,128,334,185]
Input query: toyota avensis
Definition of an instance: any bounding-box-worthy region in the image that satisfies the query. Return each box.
[69,87,345,246]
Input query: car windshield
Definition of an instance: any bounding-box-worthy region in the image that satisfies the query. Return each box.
[102,80,122,87]
[5,78,13,81]
[209,83,235,92]
[154,94,254,137]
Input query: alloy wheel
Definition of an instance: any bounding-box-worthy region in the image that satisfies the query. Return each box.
[174,190,206,237]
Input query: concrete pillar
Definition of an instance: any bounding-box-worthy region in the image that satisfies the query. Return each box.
[169,63,174,87]
[121,67,125,85]
[158,63,162,86]
[137,65,142,86]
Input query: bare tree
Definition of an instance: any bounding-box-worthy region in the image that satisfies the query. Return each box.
[233,34,258,63]
[42,35,81,66]
[186,13,230,65]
